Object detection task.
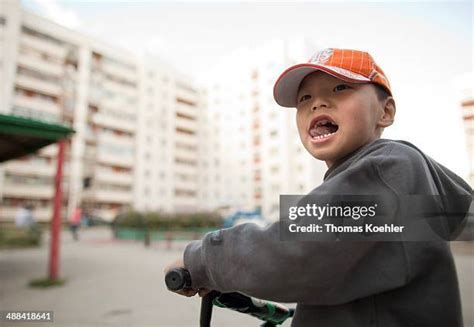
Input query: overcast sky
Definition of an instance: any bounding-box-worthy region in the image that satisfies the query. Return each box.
[22,0,473,178]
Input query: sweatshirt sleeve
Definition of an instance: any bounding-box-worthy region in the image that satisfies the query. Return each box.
[184,144,411,305]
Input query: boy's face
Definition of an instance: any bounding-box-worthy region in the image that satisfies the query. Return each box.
[296,71,386,167]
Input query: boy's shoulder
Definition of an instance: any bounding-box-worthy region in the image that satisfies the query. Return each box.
[346,139,434,191]
[355,139,428,171]
[325,139,428,183]
[346,139,430,170]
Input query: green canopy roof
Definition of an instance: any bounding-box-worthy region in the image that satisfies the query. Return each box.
[0,113,75,163]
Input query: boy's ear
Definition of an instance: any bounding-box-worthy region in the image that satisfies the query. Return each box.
[378,97,396,128]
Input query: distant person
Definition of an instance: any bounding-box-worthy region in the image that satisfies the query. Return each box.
[69,207,82,241]
[15,204,35,228]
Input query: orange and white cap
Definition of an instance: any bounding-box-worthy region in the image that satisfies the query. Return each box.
[273,48,392,107]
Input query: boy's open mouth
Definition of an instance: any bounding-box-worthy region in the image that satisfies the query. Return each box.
[309,116,339,140]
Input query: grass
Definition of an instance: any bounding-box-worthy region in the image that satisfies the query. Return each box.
[29,278,65,288]
[0,226,42,249]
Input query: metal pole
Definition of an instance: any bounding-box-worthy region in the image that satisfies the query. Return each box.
[49,139,66,280]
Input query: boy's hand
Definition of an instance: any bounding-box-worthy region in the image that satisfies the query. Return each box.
[164,258,211,298]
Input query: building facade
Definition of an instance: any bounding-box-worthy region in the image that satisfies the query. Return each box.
[0,1,327,223]
[1,0,84,221]
[134,58,205,213]
[202,40,327,220]
[0,1,209,222]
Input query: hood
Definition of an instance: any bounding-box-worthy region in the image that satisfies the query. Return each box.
[399,141,473,240]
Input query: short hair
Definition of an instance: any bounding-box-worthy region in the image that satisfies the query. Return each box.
[373,84,391,102]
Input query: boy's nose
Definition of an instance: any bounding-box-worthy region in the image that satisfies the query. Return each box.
[312,101,328,111]
[311,96,330,111]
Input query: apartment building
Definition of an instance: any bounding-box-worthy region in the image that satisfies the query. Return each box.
[0,1,138,221]
[135,58,204,213]
[203,40,327,220]
[202,48,255,213]
[0,1,210,221]
[1,1,76,222]
[80,51,138,220]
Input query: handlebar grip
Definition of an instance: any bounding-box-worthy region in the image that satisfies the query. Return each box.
[165,268,192,291]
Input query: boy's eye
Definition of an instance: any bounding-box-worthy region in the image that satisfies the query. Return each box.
[299,94,311,103]
[333,84,351,92]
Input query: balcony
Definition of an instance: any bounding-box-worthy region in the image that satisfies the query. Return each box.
[94,169,133,185]
[92,113,135,133]
[172,164,198,175]
[175,132,198,147]
[83,189,133,204]
[97,133,134,148]
[174,147,197,162]
[13,94,60,116]
[17,53,64,77]
[16,75,62,97]
[101,61,137,84]
[175,103,198,118]
[3,161,55,176]
[21,33,67,59]
[100,97,136,112]
[175,117,198,132]
[11,106,61,124]
[97,152,134,168]
[174,179,198,191]
[88,90,102,106]
[176,88,198,105]
[2,183,54,199]
[102,79,137,98]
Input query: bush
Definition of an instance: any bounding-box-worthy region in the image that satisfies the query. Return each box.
[0,226,42,249]
[111,210,146,229]
[112,211,222,230]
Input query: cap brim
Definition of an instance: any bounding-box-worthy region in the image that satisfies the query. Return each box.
[273,63,371,108]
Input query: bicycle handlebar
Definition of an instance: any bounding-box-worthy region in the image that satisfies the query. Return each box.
[165,268,294,327]
[165,268,192,291]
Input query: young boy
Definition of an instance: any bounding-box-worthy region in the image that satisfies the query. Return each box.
[165,48,472,326]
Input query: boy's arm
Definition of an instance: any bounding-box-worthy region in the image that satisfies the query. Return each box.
[184,222,409,305]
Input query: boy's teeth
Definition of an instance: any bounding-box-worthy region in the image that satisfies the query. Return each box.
[312,132,335,140]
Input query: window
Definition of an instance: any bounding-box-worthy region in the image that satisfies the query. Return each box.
[269,147,279,156]
[174,189,196,197]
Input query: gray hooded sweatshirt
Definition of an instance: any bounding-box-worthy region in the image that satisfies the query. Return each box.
[184,139,473,327]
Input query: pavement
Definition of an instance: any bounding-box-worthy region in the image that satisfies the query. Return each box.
[0,227,271,327]
[0,227,473,327]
